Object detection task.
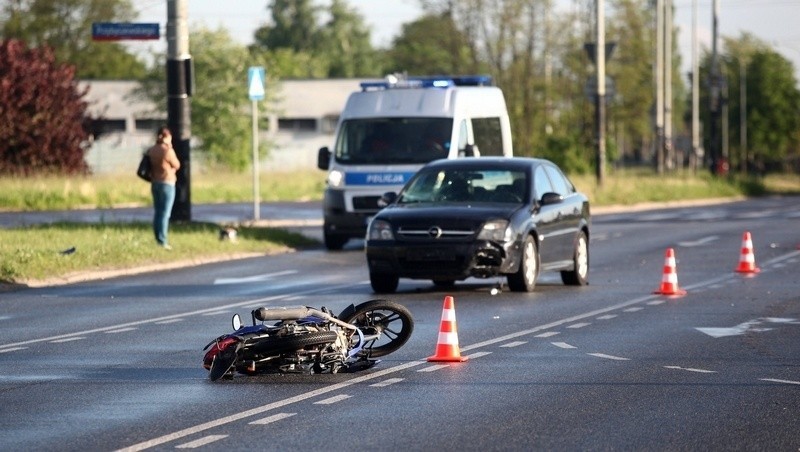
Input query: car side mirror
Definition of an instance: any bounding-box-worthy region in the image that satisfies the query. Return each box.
[317,147,331,170]
[540,192,563,205]
[379,192,397,207]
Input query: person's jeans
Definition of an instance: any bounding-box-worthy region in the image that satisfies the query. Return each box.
[151,182,176,246]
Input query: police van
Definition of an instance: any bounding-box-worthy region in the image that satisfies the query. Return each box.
[317,74,513,250]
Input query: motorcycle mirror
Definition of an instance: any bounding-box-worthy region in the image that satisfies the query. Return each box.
[232,314,242,331]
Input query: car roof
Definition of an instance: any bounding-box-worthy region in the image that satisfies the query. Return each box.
[422,157,553,171]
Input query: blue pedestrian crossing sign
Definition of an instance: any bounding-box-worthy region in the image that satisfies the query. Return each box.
[248,67,265,101]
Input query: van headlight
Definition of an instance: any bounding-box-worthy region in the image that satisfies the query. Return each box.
[367,219,394,240]
[328,169,344,188]
[477,219,510,242]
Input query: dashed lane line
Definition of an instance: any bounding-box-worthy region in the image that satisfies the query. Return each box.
[175,435,227,449]
[248,413,296,425]
[588,353,630,361]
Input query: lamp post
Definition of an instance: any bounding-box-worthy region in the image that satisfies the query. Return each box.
[166,0,192,221]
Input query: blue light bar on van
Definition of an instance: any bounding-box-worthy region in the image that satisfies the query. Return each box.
[360,75,493,91]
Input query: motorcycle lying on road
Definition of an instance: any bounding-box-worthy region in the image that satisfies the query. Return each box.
[203,299,414,381]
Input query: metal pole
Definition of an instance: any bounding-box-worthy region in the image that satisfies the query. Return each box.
[252,100,260,221]
[655,0,664,174]
[664,0,673,170]
[740,60,747,174]
[595,0,606,186]
[167,0,192,221]
[691,0,700,173]
[709,0,721,174]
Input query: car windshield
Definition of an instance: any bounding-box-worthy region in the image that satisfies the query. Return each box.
[334,118,453,164]
[399,168,527,204]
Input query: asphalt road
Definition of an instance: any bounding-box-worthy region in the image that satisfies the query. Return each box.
[1,196,799,451]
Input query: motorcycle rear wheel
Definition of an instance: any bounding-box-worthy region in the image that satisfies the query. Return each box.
[340,299,414,358]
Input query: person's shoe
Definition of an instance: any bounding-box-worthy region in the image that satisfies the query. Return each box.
[161,244,173,250]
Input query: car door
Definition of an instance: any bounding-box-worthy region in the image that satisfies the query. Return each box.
[532,165,562,266]
[542,163,581,264]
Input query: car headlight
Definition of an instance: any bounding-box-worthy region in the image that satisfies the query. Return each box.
[477,219,510,242]
[367,219,394,240]
[328,169,344,188]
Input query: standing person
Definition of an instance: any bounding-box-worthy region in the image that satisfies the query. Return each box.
[146,126,180,249]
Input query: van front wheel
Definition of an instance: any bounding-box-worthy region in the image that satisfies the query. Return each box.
[324,231,348,250]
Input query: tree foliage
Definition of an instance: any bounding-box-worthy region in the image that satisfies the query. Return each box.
[0,39,91,176]
[139,28,262,172]
[385,12,474,76]
[0,0,146,79]
[252,0,379,78]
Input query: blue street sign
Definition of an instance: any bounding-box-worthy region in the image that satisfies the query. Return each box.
[248,67,266,101]
[92,23,160,41]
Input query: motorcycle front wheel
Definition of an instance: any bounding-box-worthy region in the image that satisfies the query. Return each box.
[341,299,414,358]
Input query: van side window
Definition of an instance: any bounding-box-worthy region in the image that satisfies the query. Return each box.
[456,119,469,155]
[472,117,504,156]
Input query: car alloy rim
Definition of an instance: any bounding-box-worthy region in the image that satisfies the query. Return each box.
[525,240,537,285]
[577,236,588,278]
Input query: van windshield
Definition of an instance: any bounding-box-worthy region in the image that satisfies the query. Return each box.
[334,118,453,164]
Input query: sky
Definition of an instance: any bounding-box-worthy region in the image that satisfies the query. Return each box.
[130,0,800,82]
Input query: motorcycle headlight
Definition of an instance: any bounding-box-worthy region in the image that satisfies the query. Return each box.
[477,219,510,242]
[328,169,344,188]
[367,219,394,241]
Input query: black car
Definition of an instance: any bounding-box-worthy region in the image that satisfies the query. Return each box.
[365,157,590,293]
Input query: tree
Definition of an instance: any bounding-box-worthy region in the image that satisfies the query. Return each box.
[0,0,146,79]
[139,28,264,172]
[252,0,378,78]
[385,12,474,76]
[0,39,91,175]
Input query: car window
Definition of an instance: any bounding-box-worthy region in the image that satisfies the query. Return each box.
[543,164,571,196]
[533,166,553,200]
[400,168,526,204]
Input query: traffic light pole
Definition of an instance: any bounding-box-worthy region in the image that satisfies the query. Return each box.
[166,0,192,221]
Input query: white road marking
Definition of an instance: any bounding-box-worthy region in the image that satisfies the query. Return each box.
[535,331,559,338]
[417,364,450,373]
[551,342,576,349]
[696,317,797,338]
[623,307,644,312]
[105,327,137,334]
[154,319,183,324]
[678,235,719,247]
[314,394,351,405]
[466,351,492,359]
[588,353,629,361]
[664,365,716,373]
[647,300,665,305]
[50,337,85,343]
[500,341,527,348]
[248,412,296,425]
[597,314,617,320]
[370,378,404,387]
[567,322,591,329]
[760,378,800,385]
[213,270,298,285]
[175,435,227,449]
[0,347,27,353]
[201,311,229,316]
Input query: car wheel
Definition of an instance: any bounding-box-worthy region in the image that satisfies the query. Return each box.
[561,231,589,286]
[507,234,539,292]
[324,229,348,250]
[370,272,399,294]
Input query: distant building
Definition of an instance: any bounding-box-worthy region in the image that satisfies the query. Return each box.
[81,79,365,174]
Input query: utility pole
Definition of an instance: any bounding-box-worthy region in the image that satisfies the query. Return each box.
[655,0,664,174]
[167,0,192,221]
[691,0,701,173]
[709,0,722,175]
[740,59,747,174]
[595,0,606,186]
[664,0,673,170]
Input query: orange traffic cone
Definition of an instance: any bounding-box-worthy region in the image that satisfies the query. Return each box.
[653,248,686,296]
[735,231,760,274]
[427,296,468,362]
